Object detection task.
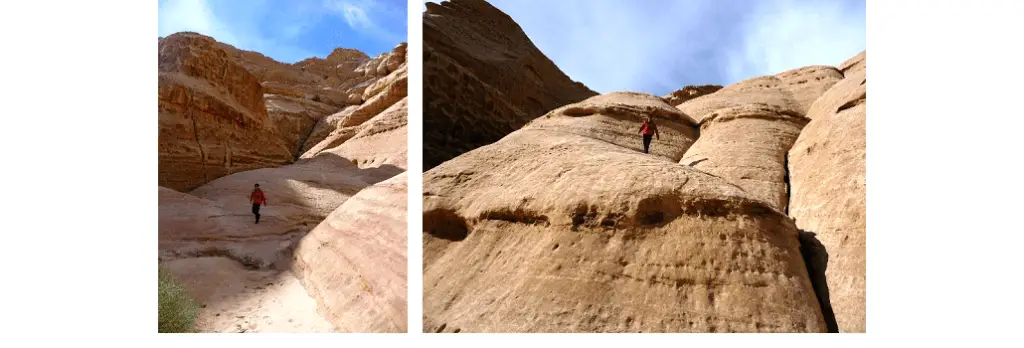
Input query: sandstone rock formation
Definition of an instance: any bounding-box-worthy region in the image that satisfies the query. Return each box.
[158,32,408,333]
[675,66,843,123]
[838,50,866,76]
[422,0,598,170]
[527,92,699,161]
[681,104,809,211]
[662,85,724,106]
[788,54,867,333]
[158,33,294,191]
[292,173,409,333]
[423,124,827,333]
[421,2,866,334]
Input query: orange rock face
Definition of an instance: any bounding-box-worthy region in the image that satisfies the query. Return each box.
[158,33,293,191]
[158,32,408,332]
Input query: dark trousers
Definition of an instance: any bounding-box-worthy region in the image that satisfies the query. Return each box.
[642,134,653,153]
[252,203,261,223]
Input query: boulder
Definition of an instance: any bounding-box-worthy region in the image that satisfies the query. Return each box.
[423,120,826,333]
[527,92,699,161]
[676,66,843,123]
[787,56,867,332]
[292,173,409,333]
[681,104,809,211]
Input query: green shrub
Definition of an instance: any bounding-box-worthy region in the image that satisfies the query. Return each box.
[158,267,199,333]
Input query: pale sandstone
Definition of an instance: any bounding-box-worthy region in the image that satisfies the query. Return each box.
[676,66,843,123]
[301,105,359,155]
[159,30,409,334]
[681,104,809,211]
[292,173,409,333]
[806,68,866,121]
[158,154,402,268]
[264,94,338,158]
[160,257,336,333]
[787,59,867,332]
[346,63,408,127]
[526,92,699,161]
[423,130,826,333]
[662,85,723,106]
[838,50,866,76]
[315,98,408,170]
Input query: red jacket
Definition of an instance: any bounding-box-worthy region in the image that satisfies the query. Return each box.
[250,189,267,204]
[640,121,658,135]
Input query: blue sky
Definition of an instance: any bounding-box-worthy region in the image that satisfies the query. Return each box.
[425,0,865,96]
[159,0,407,63]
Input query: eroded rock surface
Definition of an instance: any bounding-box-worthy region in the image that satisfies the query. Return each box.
[293,173,409,333]
[676,66,843,123]
[527,92,699,161]
[423,115,826,333]
[787,55,866,332]
[158,32,409,333]
[158,33,293,191]
[420,1,866,334]
[662,85,724,106]
[422,0,597,170]
[681,104,809,211]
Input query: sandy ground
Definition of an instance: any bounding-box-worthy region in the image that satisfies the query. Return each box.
[161,256,336,333]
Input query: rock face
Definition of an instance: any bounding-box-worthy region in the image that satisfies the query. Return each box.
[838,50,865,76]
[292,173,409,333]
[788,56,867,333]
[158,33,294,191]
[311,98,409,170]
[676,66,843,123]
[158,32,408,189]
[158,32,409,333]
[423,124,827,333]
[527,92,699,161]
[158,154,402,268]
[421,2,866,334]
[662,85,724,106]
[264,94,339,158]
[681,104,809,211]
[422,0,598,170]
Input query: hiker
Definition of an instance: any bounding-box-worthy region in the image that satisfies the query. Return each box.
[638,115,661,154]
[250,184,267,224]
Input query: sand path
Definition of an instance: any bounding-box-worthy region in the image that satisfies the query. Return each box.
[161,256,335,333]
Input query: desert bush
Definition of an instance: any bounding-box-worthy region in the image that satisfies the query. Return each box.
[158,267,199,333]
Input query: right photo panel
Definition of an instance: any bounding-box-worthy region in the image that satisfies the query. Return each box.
[421,0,866,333]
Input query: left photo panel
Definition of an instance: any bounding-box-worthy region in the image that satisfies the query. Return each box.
[156,0,409,333]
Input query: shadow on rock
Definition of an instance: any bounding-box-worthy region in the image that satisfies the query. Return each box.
[798,229,839,333]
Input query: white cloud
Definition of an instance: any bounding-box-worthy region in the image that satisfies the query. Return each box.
[157,0,240,46]
[727,0,866,83]
[324,0,403,44]
[158,0,319,63]
[341,4,373,30]
[446,0,865,95]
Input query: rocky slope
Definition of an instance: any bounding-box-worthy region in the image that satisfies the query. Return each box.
[292,173,410,333]
[158,33,294,191]
[421,2,865,333]
[422,0,598,170]
[158,32,408,332]
[661,85,724,106]
[788,55,867,332]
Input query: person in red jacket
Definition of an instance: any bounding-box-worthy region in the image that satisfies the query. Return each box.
[638,115,661,154]
[250,184,267,224]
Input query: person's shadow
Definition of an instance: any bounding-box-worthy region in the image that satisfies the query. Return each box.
[798,230,840,333]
